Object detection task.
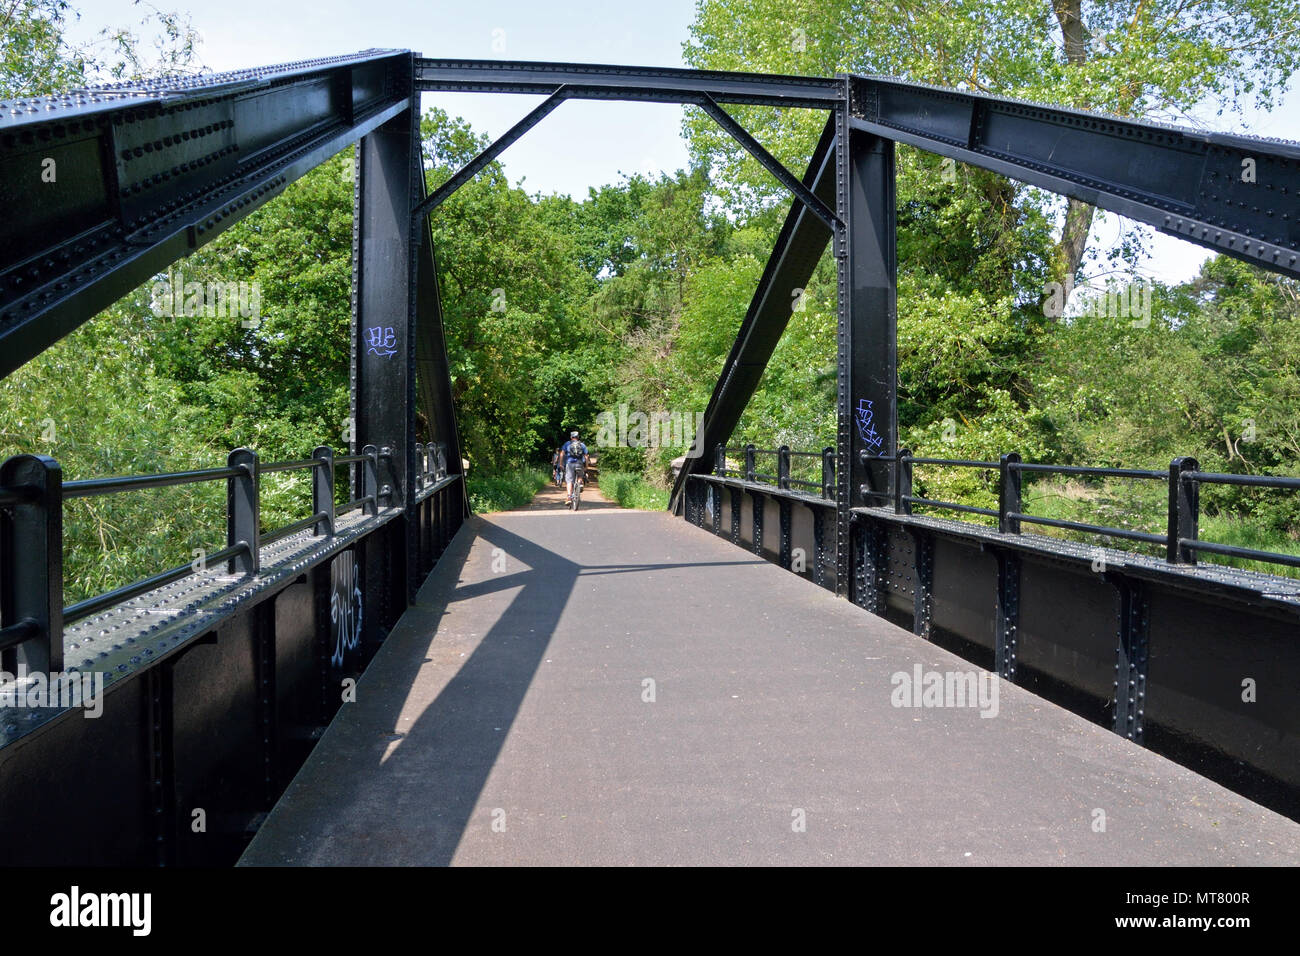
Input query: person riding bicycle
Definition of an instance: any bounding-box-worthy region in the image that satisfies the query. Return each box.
[551,445,564,486]
[561,430,589,504]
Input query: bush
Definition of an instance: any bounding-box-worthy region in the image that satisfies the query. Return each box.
[600,471,669,510]
[466,466,548,513]
[592,443,646,473]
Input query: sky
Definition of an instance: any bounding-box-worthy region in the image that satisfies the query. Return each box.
[62,0,1300,285]
[64,0,699,196]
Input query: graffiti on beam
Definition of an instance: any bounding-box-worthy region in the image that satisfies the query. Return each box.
[365,326,397,358]
[856,398,884,454]
[330,550,363,667]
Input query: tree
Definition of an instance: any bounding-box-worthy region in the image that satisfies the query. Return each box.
[1,0,199,97]
[683,0,1300,288]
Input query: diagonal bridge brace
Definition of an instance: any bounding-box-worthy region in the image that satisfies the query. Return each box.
[669,115,838,514]
[692,94,841,235]
[413,85,572,221]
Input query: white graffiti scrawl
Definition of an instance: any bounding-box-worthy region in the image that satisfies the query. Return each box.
[330,551,363,667]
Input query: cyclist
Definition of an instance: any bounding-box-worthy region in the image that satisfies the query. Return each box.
[551,445,564,486]
[561,430,589,505]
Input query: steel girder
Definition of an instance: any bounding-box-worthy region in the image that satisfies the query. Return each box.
[0,49,413,378]
[353,104,421,603]
[415,59,841,108]
[835,111,897,598]
[849,75,1300,280]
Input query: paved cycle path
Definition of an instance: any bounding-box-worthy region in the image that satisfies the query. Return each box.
[241,491,1300,866]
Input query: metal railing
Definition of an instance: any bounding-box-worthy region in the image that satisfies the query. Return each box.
[714,443,837,500]
[702,442,1300,574]
[0,441,454,670]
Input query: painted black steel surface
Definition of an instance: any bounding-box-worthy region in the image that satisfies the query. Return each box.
[848,75,1300,279]
[0,50,413,377]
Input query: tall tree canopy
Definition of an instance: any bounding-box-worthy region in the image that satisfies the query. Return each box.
[683,0,1300,283]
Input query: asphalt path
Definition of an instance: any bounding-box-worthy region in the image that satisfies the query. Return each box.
[241,489,1300,866]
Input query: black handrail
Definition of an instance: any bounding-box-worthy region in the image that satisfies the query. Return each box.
[908,457,998,469]
[262,511,332,546]
[338,495,376,516]
[1013,462,1165,480]
[702,441,1300,573]
[64,466,243,499]
[0,618,40,653]
[1183,471,1300,490]
[16,444,457,655]
[258,457,327,474]
[1006,512,1166,547]
[906,496,999,519]
[1180,538,1300,569]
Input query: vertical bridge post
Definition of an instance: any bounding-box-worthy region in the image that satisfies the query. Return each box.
[312,446,335,536]
[837,78,898,599]
[354,63,420,605]
[0,455,63,675]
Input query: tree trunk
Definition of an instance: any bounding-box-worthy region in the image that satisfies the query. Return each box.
[1053,197,1095,289]
[1049,0,1092,302]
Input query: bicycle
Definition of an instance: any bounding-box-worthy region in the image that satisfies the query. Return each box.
[567,467,584,511]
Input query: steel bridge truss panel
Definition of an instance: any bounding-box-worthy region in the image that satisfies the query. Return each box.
[849,75,1300,279]
[0,49,414,378]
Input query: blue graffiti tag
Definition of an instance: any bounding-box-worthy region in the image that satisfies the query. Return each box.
[365,325,397,358]
[856,398,883,453]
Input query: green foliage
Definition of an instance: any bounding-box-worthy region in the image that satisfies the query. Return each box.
[422,109,607,469]
[5,0,1300,610]
[1035,258,1300,544]
[465,467,548,513]
[1,0,199,97]
[600,472,670,511]
[593,443,647,474]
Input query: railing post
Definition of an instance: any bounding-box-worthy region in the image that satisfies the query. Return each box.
[227,447,259,575]
[744,443,756,483]
[777,445,791,490]
[379,446,395,507]
[362,444,380,517]
[894,447,912,516]
[312,446,335,536]
[1167,457,1199,564]
[999,453,1021,534]
[714,443,726,476]
[0,454,63,674]
[414,443,425,493]
[821,446,835,500]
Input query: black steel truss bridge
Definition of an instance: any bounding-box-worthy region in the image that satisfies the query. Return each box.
[1,49,1299,865]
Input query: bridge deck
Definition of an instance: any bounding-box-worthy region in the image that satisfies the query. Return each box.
[240,490,1300,866]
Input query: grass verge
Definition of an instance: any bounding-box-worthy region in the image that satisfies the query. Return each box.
[466,466,548,513]
[599,471,669,510]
